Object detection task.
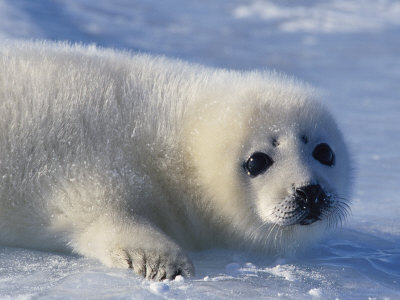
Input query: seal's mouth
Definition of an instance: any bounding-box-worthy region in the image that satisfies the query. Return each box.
[299,213,321,226]
[268,184,350,228]
[270,184,334,226]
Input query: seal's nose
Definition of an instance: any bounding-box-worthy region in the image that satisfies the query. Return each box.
[295,184,323,207]
[295,184,325,225]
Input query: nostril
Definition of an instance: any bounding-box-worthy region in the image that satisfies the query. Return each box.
[295,188,309,203]
[295,184,325,208]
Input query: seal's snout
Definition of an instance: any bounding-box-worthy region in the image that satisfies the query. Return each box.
[295,184,325,225]
[295,184,323,206]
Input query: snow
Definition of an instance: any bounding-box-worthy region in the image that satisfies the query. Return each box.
[233,0,400,33]
[308,288,322,297]
[0,0,399,299]
[149,282,170,295]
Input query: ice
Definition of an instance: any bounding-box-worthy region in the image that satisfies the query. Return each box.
[225,262,240,274]
[0,0,42,39]
[174,275,185,283]
[308,288,322,297]
[265,265,298,281]
[232,0,400,33]
[0,0,399,299]
[149,282,170,295]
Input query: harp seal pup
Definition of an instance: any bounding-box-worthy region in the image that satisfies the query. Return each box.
[0,41,352,280]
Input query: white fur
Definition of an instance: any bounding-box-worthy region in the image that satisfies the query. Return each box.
[0,41,352,279]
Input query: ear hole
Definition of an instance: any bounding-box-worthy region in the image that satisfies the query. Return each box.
[272,138,279,147]
[301,135,308,144]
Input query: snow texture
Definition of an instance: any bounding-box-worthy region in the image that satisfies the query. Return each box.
[0,0,399,299]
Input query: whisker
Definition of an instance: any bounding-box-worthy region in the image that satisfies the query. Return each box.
[267,223,278,244]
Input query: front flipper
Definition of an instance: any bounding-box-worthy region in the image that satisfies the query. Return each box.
[69,215,194,280]
[110,247,193,280]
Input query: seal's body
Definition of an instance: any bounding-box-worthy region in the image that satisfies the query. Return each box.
[0,42,351,280]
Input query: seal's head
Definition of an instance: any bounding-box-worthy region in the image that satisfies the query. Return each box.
[186,71,352,252]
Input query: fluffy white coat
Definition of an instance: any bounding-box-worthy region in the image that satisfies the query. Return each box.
[0,41,351,280]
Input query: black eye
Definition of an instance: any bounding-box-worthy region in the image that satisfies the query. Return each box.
[313,143,335,166]
[244,152,273,177]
